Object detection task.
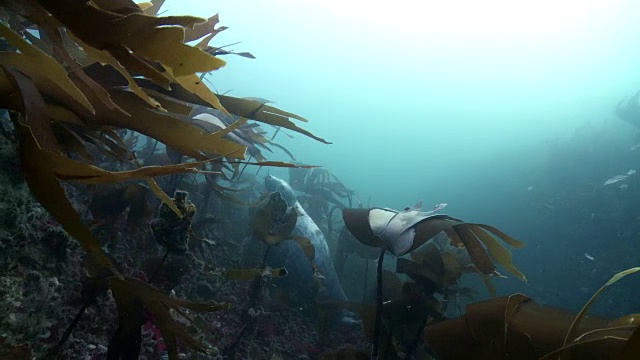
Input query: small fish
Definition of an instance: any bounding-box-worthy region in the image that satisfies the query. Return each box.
[584,253,595,261]
[619,184,629,190]
[527,186,534,191]
[603,169,636,186]
[604,175,628,186]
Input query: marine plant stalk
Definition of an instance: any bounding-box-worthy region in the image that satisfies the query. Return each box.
[225,245,273,357]
[362,259,369,303]
[371,248,386,360]
[149,248,170,283]
[235,154,253,181]
[42,303,89,359]
[405,318,428,359]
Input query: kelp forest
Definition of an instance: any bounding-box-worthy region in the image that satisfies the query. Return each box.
[0,1,639,360]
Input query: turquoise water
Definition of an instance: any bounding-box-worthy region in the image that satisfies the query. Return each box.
[165,0,640,314]
[4,2,640,358]
[166,0,640,206]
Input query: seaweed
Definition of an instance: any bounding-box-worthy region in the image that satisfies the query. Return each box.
[107,276,230,360]
[424,268,640,360]
[342,205,527,359]
[317,270,444,359]
[0,1,330,358]
[287,168,355,242]
[1,0,325,261]
[544,267,640,360]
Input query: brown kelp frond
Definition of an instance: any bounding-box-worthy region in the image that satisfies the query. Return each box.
[450,223,527,282]
[229,160,318,169]
[1,0,324,161]
[0,0,324,279]
[206,46,256,59]
[339,225,379,260]
[184,13,227,44]
[2,67,115,272]
[426,270,640,360]
[342,204,527,354]
[142,0,166,16]
[342,202,527,282]
[449,225,499,277]
[552,267,640,360]
[344,208,528,284]
[562,267,640,346]
[425,294,633,360]
[52,123,134,163]
[469,223,526,248]
[615,325,640,360]
[189,105,270,162]
[539,337,630,360]
[131,76,327,143]
[38,0,225,78]
[109,276,230,360]
[465,224,527,282]
[342,206,448,257]
[396,244,446,294]
[609,314,640,327]
[0,21,95,115]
